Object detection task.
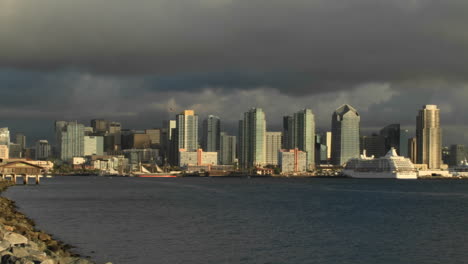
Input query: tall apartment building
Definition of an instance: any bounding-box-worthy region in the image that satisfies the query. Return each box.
[265,132,282,165]
[220,132,237,165]
[84,136,104,156]
[239,108,266,169]
[35,140,51,160]
[379,124,409,157]
[416,105,442,169]
[57,121,85,161]
[15,133,26,150]
[408,137,417,164]
[202,115,221,152]
[282,109,316,170]
[91,119,109,134]
[176,110,199,152]
[331,104,360,165]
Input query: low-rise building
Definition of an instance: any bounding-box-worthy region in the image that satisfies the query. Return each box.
[279,148,307,174]
[179,149,218,169]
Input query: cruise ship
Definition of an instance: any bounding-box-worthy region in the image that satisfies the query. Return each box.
[343,148,418,179]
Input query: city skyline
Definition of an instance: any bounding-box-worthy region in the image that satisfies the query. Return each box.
[1,1,468,147]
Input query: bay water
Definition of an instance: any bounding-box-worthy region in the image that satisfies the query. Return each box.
[4,176,468,264]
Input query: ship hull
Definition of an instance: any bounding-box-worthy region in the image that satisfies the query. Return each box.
[343,170,417,179]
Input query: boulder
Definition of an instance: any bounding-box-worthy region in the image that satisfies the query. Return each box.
[40,260,56,264]
[0,240,11,251]
[12,246,30,258]
[1,254,18,264]
[4,232,28,245]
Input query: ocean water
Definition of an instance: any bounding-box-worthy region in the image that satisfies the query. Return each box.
[4,176,468,264]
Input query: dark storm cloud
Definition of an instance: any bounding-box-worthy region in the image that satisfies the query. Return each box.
[1,0,468,93]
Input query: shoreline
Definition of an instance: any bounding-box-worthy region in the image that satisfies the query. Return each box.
[0,180,109,264]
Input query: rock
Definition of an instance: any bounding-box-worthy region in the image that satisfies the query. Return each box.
[4,232,28,245]
[59,257,94,264]
[12,247,30,258]
[0,240,11,251]
[39,233,52,241]
[4,225,15,232]
[40,260,56,264]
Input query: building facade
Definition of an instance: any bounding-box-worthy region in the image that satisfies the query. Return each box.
[449,144,466,167]
[0,128,10,147]
[202,115,221,152]
[35,140,51,160]
[239,108,266,169]
[331,104,360,166]
[265,132,282,165]
[416,105,442,169]
[84,136,104,156]
[179,149,218,168]
[58,121,85,161]
[379,124,409,157]
[360,135,386,158]
[279,149,307,174]
[220,132,237,165]
[177,110,199,152]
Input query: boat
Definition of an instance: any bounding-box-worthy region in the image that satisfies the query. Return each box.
[131,163,181,178]
[343,148,418,179]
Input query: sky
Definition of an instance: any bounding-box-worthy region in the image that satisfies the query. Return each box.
[1,0,468,146]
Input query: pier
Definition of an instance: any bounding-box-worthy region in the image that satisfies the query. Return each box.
[0,161,46,185]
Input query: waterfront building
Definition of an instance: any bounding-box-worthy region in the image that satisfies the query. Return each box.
[8,143,22,158]
[202,115,221,152]
[416,105,442,169]
[35,140,51,160]
[331,104,360,166]
[442,146,451,165]
[239,108,266,169]
[293,109,316,170]
[84,136,104,156]
[449,144,466,167]
[58,121,85,161]
[283,109,316,170]
[220,132,237,165]
[265,132,282,165]
[161,120,177,165]
[360,134,386,158]
[379,124,409,157]
[179,149,218,168]
[0,145,8,160]
[0,128,10,147]
[14,133,26,150]
[177,110,199,152]
[279,148,307,174]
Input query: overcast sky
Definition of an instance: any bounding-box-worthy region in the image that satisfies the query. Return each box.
[1,0,468,146]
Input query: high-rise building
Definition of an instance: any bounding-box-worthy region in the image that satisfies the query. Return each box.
[315,134,328,164]
[202,115,221,152]
[331,104,360,165]
[265,132,282,165]
[220,132,237,165]
[161,120,177,164]
[15,133,26,150]
[108,122,122,134]
[449,144,466,167]
[279,148,307,174]
[91,119,109,134]
[282,116,294,150]
[360,134,386,158]
[379,124,409,157]
[0,128,10,147]
[59,121,85,161]
[293,109,316,169]
[176,110,199,152]
[145,129,162,148]
[408,137,417,164]
[84,136,104,156]
[35,140,51,160]
[416,105,442,169]
[239,108,266,169]
[9,143,22,158]
[325,132,332,160]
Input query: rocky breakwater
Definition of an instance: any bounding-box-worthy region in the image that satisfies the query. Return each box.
[0,180,111,264]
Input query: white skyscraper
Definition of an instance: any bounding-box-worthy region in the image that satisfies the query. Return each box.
[265,132,282,165]
[176,110,199,152]
[416,104,442,169]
